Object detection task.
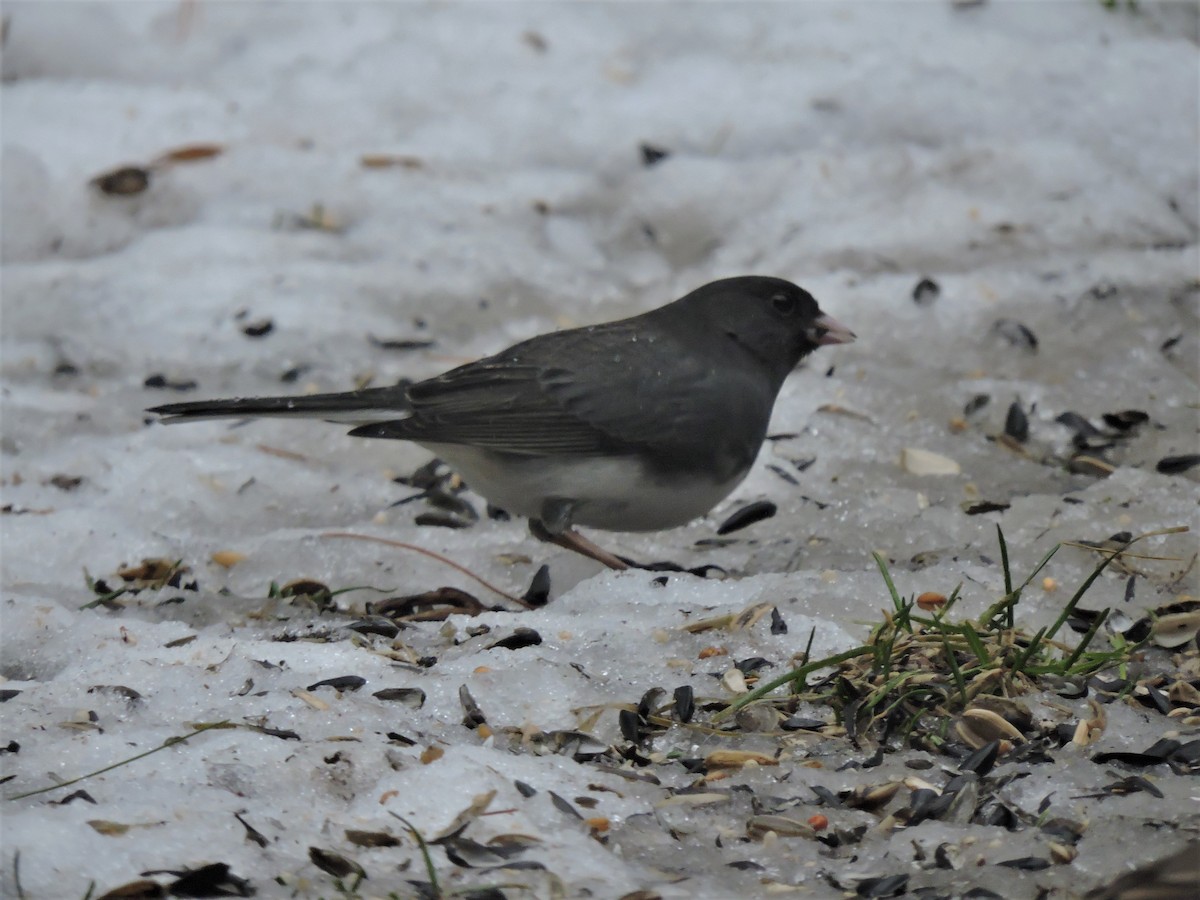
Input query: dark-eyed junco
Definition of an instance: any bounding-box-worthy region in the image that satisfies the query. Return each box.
[149,276,854,568]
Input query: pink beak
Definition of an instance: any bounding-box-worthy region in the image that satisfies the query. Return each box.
[812,313,856,346]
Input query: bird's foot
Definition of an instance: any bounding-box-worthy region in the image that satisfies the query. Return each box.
[529,520,630,571]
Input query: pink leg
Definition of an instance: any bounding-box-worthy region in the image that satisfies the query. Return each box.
[529,521,630,571]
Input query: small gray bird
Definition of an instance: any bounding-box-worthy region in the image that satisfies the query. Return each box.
[149,276,854,568]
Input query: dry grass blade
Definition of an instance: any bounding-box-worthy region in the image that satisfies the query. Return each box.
[5,721,232,801]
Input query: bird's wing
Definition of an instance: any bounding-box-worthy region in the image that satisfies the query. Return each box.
[350,321,763,462]
[352,357,616,454]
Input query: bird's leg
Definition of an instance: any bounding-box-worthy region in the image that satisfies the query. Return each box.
[528,520,630,571]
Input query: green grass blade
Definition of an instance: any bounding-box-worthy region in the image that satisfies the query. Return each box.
[873,551,904,611]
[1010,626,1048,675]
[942,636,968,704]
[389,812,440,894]
[713,645,875,722]
[958,621,991,665]
[1060,608,1110,672]
[1016,543,1061,594]
[6,721,231,801]
[997,525,1013,596]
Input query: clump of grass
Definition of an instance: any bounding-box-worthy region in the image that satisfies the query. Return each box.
[715,525,1185,745]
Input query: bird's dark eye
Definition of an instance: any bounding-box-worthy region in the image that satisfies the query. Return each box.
[771,293,797,315]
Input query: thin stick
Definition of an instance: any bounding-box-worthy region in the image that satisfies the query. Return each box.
[1058,543,1186,562]
[1044,527,1182,644]
[322,532,530,608]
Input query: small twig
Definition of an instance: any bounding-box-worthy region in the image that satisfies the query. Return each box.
[255,442,308,462]
[6,721,231,801]
[1044,541,1125,643]
[1059,543,1186,562]
[1061,525,1189,559]
[322,532,530,608]
[1163,550,1198,593]
[1043,527,1182,649]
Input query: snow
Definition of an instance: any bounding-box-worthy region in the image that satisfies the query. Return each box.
[2,2,1198,898]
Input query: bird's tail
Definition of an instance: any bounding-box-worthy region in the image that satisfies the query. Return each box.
[148,384,411,425]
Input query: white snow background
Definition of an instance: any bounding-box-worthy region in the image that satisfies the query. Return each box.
[1,2,1198,898]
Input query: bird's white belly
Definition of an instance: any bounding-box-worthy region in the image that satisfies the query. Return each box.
[419,443,745,532]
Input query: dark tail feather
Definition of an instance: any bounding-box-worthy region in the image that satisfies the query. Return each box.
[148,383,412,425]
